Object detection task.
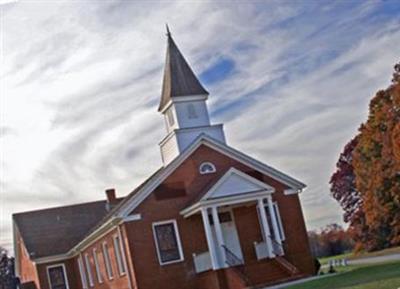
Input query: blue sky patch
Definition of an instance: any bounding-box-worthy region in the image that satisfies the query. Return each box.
[200,57,235,85]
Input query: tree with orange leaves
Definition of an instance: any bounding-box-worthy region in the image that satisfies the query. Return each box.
[352,62,400,250]
[331,62,400,251]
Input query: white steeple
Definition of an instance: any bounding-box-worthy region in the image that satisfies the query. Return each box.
[158,28,226,165]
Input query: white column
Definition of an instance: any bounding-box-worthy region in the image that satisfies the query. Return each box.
[267,195,282,246]
[201,207,219,269]
[257,198,274,258]
[211,206,226,268]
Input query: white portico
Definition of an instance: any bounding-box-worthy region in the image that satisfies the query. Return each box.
[181,168,286,273]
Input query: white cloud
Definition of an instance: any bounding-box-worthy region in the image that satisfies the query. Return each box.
[1,1,399,253]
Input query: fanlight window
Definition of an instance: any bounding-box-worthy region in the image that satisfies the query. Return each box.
[199,162,216,175]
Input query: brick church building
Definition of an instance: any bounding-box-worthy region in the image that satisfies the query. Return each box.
[13,30,315,289]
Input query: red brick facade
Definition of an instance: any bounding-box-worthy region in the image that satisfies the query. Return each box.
[17,234,40,288]
[16,144,315,289]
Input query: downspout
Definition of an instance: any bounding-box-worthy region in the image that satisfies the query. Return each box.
[12,221,20,277]
[117,225,133,289]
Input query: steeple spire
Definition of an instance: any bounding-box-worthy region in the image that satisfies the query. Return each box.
[166,23,171,37]
[159,27,209,111]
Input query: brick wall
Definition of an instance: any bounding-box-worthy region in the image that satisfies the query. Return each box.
[20,143,314,289]
[123,144,314,289]
[17,233,40,288]
[74,228,130,289]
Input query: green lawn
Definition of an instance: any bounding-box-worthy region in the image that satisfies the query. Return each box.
[286,261,400,289]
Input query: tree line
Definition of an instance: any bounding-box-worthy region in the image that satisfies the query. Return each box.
[0,248,18,289]
[308,224,353,258]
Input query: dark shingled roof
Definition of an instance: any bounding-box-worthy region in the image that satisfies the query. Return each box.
[77,168,164,243]
[13,200,112,258]
[158,30,208,111]
[12,168,164,260]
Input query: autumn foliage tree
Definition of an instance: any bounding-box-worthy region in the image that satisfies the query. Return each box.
[352,62,400,250]
[331,62,400,251]
[330,137,370,251]
[330,137,361,224]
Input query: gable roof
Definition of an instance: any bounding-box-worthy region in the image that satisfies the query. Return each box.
[159,30,208,111]
[13,200,113,259]
[116,134,306,219]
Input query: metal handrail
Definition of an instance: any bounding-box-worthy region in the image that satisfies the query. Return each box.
[222,245,243,266]
[221,245,251,285]
[267,237,298,274]
[268,235,284,256]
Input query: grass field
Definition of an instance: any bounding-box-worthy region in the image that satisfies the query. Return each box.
[286,261,400,289]
[319,246,400,265]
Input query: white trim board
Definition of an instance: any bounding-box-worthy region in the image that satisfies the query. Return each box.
[181,190,271,218]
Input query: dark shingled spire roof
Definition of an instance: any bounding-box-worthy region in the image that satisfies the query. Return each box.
[158,27,208,111]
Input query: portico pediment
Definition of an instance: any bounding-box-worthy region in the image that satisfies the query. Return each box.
[202,167,275,201]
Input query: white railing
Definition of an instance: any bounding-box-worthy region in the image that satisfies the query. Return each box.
[254,240,284,260]
[254,241,269,260]
[193,251,212,273]
[271,239,284,256]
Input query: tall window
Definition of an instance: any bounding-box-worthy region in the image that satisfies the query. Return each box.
[152,220,184,265]
[47,264,69,289]
[78,257,88,289]
[102,242,114,280]
[113,236,126,275]
[84,254,94,287]
[92,248,103,283]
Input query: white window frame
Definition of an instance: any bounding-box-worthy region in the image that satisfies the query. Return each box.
[93,248,103,283]
[84,253,94,287]
[199,162,216,175]
[78,256,88,289]
[46,263,70,289]
[113,235,126,276]
[102,242,114,280]
[152,219,184,266]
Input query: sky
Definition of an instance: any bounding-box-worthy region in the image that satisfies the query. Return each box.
[1,0,400,253]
